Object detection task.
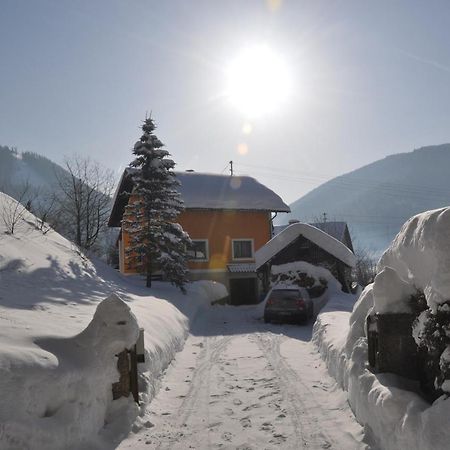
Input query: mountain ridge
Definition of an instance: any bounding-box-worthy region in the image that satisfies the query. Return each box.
[284,143,450,254]
[0,145,68,199]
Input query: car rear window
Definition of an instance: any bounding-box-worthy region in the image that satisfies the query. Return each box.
[269,290,302,302]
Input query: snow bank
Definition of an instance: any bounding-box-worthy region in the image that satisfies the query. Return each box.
[314,286,450,450]
[313,207,450,450]
[377,207,450,313]
[0,294,139,450]
[0,192,226,449]
[372,266,416,314]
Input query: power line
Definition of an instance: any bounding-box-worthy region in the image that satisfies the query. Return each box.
[235,166,450,203]
[237,162,450,196]
[236,162,450,199]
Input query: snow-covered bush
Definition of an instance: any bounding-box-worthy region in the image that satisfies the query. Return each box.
[413,303,450,394]
[372,207,450,394]
[270,261,341,298]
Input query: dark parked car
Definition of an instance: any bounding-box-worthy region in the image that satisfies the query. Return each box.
[263,286,313,324]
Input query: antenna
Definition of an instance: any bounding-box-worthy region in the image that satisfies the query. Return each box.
[229,160,234,176]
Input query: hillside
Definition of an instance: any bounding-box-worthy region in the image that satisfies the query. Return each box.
[0,145,117,258]
[0,145,68,198]
[0,191,225,449]
[284,144,450,254]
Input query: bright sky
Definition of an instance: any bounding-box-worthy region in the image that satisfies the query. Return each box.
[1,0,450,203]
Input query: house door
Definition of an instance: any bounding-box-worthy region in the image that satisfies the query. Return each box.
[229,278,257,305]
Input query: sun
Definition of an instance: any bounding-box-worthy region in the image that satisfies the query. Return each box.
[226,44,292,118]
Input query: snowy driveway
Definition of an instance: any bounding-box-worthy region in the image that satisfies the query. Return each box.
[118,306,368,450]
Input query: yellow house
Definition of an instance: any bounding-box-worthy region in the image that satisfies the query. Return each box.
[108,170,290,304]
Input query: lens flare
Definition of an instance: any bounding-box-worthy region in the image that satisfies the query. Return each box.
[242,122,253,134]
[237,143,249,155]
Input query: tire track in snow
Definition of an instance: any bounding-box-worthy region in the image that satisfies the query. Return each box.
[119,307,367,450]
[251,331,335,449]
[177,334,234,425]
[155,334,234,450]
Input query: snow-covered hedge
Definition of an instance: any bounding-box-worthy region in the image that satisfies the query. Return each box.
[313,207,450,450]
[270,261,341,298]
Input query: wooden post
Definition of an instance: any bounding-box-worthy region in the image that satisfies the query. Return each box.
[129,347,139,404]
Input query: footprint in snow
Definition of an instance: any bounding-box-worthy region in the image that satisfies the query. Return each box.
[242,403,261,411]
[260,422,274,432]
[239,417,252,428]
[221,431,233,441]
[233,399,242,406]
[269,433,287,444]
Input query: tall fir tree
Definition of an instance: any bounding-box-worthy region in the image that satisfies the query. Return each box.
[122,116,191,291]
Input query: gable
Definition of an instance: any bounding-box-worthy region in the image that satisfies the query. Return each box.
[274,221,354,252]
[256,222,356,269]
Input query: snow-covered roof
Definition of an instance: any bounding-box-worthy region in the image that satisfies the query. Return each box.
[176,172,289,211]
[256,222,356,269]
[310,222,348,242]
[275,221,348,242]
[109,170,290,226]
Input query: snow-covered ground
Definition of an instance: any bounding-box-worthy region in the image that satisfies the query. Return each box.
[117,306,369,450]
[0,193,226,449]
[13,187,450,450]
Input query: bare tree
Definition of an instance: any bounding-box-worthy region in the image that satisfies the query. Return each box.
[55,155,115,251]
[1,182,31,234]
[32,192,60,235]
[354,246,378,287]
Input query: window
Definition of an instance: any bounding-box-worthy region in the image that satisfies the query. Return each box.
[188,240,209,261]
[232,239,254,260]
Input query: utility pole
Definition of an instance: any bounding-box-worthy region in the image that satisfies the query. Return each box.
[229,160,234,176]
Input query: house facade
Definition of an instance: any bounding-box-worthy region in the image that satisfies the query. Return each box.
[108,170,290,304]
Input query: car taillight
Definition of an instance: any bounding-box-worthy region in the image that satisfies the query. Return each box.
[267,299,274,306]
[296,299,305,307]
